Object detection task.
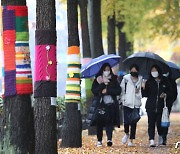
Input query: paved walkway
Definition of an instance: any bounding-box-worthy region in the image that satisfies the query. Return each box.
[58,113,180,153]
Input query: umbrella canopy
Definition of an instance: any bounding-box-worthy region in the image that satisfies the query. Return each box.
[166,61,180,80]
[123,52,170,78]
[81,54,121,78]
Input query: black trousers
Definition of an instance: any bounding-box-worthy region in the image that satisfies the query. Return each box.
[96,104,114,141]
[123,106,139,139]
[147,111,164,140]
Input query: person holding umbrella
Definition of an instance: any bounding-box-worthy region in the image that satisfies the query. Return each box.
[142,64,172,147]
[120,64,143,147]
[89,63,121,147]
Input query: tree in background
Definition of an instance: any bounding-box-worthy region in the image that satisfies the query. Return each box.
[78,0,91,58]
[0,0,34,153]
[116,0,180,42]
[88,0,104,58]
[34,0,57,153]
[61,0,82,147]
[78,0,94,134]
[107,13,116,55]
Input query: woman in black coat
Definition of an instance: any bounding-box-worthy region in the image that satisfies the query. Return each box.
[88,63,121,147]
[142,65,172,147]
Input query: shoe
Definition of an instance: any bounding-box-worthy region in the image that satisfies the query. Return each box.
[122,134,129,144]
[158,136,163,145]
[162,139,167,145]
[107,140,112,146]
[97,141,102,147]
[128,141,135,147]
[149,139,156,147]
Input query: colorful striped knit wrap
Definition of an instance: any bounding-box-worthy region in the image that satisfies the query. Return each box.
[0,7,4,95]
[1,6,32,96]
[65,46,81,103]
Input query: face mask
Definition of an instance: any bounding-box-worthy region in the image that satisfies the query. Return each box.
[103,71,110,76]
[151,71,159,78]
[130,72,138,77]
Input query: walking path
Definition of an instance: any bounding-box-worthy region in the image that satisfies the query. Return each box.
[58,113,180,153]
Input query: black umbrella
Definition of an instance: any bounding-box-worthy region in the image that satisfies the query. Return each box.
[123,52,170,78]
[166,61,180,80]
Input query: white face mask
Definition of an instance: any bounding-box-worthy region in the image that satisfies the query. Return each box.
[151,71,159,78]
[103,71,110,77]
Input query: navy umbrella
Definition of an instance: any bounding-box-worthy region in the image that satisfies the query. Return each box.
[166,61,180,80]
[123,52,170,78]
[81,54,121,78]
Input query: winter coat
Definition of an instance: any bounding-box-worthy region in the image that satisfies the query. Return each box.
[142,76,172,113]
[166,78,178,110]
[87,75,121,127]
[120,74,143,109]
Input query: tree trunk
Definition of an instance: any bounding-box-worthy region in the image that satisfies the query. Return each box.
[78,0,91,58]
[78,0,93,134]
[88,0,104,58]
[107,14,116,54]
[1,96,34,154]
[61,0,82,148]
[61,104,82,147]
[0,0,34,153]
[117,22,127,71]
[34,98,57,154]
[34,0,57,153]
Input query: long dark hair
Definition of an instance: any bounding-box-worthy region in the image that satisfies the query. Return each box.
[149,64,163,80]
[96,63,114,78]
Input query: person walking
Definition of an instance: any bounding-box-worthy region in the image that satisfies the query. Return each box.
[162,71,178,145]
[142,64,172,147]
[120,64,143,147]
[88,63,121,147]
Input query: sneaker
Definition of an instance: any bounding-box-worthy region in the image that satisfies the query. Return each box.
[149,139,156,147]
[158,136,163,145]
[107,140,112,146]
[128,141,135,147]
[122,134,129,144]
[97,141,102,147]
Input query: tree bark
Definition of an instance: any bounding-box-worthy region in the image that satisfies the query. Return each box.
[61,103,82,147]
[117,22,127,71]
[78,0,91,58]
[61,0,82,148]
[34,98,57,154]
[0,0,34,153]
[1,96,34,154]
[88,0,104,58]
[34,0,57,153]
[107,14,116,54]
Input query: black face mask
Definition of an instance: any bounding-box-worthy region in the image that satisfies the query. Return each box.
[130,72,138,77]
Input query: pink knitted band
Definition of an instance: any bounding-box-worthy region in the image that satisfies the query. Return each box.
[35,45,57,82]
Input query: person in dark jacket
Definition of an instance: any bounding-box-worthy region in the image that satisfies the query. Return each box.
[88,63,121,147]
[142,65,172,147]
[162,71,178,145]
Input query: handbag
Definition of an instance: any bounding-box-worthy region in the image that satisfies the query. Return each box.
[161,96,170,127]
[128,108,141,124]
[95,100,109,122]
